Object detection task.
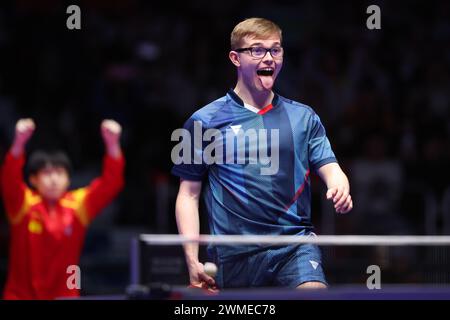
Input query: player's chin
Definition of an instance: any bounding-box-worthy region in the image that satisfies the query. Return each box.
[253,82,269,91]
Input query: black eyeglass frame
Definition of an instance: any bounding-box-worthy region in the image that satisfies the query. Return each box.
[234,46,284,58]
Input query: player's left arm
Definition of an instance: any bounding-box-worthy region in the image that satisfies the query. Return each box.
[316,162,353,214]
[83,120,125,221]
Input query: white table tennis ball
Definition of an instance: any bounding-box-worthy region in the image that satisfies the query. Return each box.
[203,262,218,277]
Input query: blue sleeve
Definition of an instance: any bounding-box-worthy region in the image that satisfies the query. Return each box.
[308,113,337,172]
[171,116,208,181]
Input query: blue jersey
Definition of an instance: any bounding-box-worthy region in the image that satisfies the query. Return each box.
[172,90,337,261]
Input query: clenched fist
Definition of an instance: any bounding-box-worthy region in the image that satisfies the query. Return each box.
[11,118,36,157]
[15,118,35,145]
[101,119,122,159]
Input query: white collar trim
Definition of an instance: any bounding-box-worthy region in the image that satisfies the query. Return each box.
[243,102,260,114]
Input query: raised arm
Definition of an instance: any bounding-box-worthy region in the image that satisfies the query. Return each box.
[1,119,35,222]
[10,119,35,158]
[82,120,125,221]
[316,162,353,214]
[175,179,215,288]
[101,119,122,160]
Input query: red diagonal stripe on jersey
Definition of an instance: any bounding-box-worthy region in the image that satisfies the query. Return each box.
[258,104,273,115]
[284,169,310,211]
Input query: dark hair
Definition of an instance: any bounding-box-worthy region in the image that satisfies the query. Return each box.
[27,150,72,176]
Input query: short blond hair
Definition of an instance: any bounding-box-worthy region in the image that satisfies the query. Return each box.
[230,18,282,50]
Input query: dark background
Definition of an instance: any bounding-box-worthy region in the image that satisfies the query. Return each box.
[0,0,449,294]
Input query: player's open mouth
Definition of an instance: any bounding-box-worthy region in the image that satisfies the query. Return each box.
[256,68,274,76]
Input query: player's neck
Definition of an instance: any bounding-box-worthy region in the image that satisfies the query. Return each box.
[233,83,273,109]
[43,198,59,211]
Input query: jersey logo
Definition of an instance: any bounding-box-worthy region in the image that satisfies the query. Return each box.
[229,125,242,135]
[309,260,319,270]
[28,220,43,234]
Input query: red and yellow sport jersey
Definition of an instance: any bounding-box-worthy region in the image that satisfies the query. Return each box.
[1,152,125,300]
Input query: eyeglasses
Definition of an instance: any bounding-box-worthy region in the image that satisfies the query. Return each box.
[235,46,284,59]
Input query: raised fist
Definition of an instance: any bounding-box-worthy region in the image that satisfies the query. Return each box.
[101,119,122,158]
[14,118,36,146]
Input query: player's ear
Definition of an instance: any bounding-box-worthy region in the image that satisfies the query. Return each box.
[229,51,240,67]
[64,177,71,190]
[29,175,38,189]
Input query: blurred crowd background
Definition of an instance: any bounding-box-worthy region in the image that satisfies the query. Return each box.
[0,0,449,294]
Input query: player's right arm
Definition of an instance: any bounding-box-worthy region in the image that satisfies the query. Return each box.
[175,179,215,288]
[1,119,35,220]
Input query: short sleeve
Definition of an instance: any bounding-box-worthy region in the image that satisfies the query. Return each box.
[308,113,337,172]
[171,116,208,181]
